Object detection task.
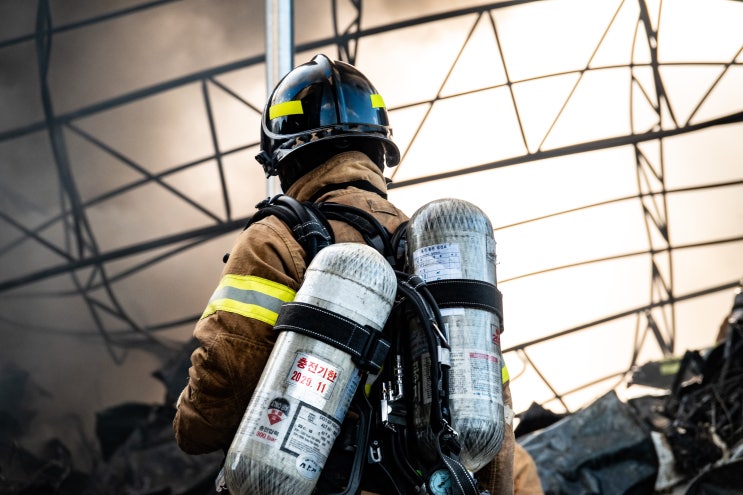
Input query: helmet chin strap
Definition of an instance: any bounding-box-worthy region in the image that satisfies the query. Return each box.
[255,150,278,178]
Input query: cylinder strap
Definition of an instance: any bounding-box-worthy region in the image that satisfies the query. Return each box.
[274,302,391,373]
[426,279,504,324]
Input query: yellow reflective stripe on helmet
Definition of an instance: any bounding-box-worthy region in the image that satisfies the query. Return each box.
[269,100,303,120]
[370,93,385,109]
[201,274,296,326]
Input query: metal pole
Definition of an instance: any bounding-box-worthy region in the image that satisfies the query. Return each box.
[265,0,294,197]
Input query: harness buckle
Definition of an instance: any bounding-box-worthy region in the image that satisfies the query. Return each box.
[368,440,383,463]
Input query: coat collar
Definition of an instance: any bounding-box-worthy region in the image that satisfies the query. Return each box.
[286,151,389,202]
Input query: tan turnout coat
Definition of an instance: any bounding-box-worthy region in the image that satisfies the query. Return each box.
[173,151,526,494]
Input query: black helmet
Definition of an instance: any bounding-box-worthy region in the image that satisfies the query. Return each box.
[255,54,400,191]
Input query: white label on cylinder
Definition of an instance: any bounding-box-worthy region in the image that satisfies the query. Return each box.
[285,352,340,404]
[248,395,293,447]
[412,243,463,281]
[449,349,503,407]
[281,402,341,463]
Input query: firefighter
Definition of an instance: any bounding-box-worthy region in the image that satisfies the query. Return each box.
[173,53,537,495]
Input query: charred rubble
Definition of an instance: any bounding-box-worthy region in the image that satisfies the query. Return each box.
[518,282,743,494]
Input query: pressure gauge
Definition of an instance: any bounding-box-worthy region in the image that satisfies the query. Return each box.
[428,468,453,495]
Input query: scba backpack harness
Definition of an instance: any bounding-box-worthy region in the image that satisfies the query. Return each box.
[238,193,503,495]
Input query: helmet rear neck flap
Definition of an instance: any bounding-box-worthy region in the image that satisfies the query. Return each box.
[256,54,400,191]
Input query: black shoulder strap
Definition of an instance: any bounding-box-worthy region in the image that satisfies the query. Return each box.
[317,202,407,269]
[246,195,334,264]
[246,196,406,269]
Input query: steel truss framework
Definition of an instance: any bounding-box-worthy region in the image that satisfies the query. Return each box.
[1,0,742,412]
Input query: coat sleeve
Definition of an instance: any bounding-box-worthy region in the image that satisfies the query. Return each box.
[513,442,544,495]
[173,220,306,454]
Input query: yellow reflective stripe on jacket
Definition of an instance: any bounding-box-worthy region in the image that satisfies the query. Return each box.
[201,274,296,326]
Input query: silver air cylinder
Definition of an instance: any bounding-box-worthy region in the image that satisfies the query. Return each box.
[407,198,505,472]
[224,243,397,495]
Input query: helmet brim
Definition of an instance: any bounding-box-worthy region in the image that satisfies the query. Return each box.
[275,133,400,191]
